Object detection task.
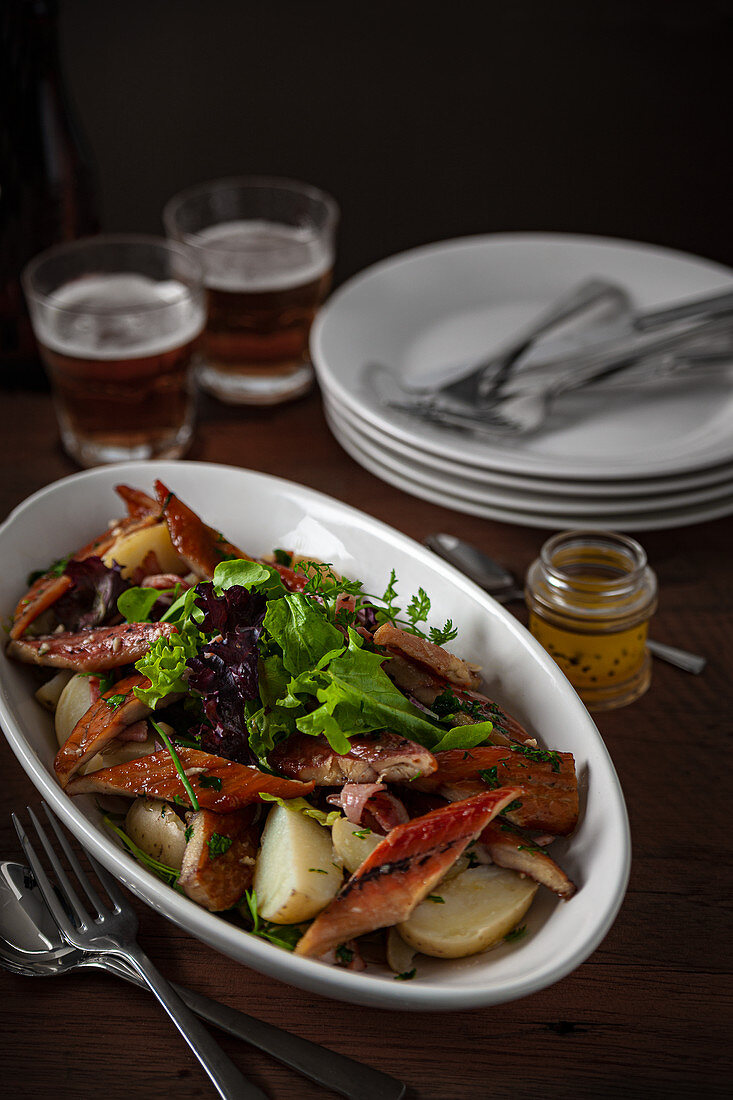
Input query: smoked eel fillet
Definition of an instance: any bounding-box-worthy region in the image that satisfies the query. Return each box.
[414,745,579,836]
[155,480,251,580]
[54,672,158,788]
[7,622,176,672]
[66,746,315,810]
[295,787,520,958]
[270,731,437,786]
[480,821,576,899]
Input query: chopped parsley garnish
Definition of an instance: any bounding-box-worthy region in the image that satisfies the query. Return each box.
[308,867,328,874]
[352,829,371,839]
[394,968,417,981]
[510,745,561,772]
[427,895,445,904]
[207,833,233,859]
[199,774,223,791]
[273,548,293,566]
[336,944,354,965]
[479,766,499,789]
[104,693,127,709]
[503,799,524,814]
[27,554,70,586]
[184,825,193,842]
[103,816,181,890]
[504,925,528,943]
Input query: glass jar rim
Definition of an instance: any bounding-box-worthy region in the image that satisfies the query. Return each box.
[539,529,650,600]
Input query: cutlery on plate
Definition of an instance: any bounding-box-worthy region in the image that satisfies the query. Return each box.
[13,803,266,1100]
[0,860,405,1100]
[366,277,631,409]
[368,285,733,417]
[386,313,733,436]
[423,533,707,675]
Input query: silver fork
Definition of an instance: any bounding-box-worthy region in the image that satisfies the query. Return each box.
[13,803,265,1100]
[388,314,733,437]
[366,277,630,409]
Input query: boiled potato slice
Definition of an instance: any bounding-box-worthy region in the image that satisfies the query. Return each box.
[386,927,417,975]
[398,865,538,959]
[330,816,382,874]
[35,670,73,713]
[54,673,94,747]
[103,522,185,579]
[125,798,187,870]
[254,803,342,924]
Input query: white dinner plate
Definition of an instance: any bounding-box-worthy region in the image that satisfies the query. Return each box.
[0,462,629,1010]
[311,232,733,480]
[325,399,733,520]
[325,389,733,500]
[326,412,733,531]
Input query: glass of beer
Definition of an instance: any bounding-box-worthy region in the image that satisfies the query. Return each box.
[163,176,338,405]
[22,235,205,467]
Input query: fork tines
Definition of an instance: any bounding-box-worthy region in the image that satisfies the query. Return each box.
[12,802,132,941]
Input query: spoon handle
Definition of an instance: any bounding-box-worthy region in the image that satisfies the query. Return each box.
[84,956,405,1100]
[646,638,707,674]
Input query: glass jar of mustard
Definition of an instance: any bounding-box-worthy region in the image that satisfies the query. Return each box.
[525,530,658,710]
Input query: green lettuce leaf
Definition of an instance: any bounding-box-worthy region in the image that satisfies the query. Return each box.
[264,593,345,676]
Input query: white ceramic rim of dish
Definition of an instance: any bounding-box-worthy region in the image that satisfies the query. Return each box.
[325,409,733,531]
[311,231,733,480]
[323,389,733,500]
[324,393,733,513]
[0,461,631,1010]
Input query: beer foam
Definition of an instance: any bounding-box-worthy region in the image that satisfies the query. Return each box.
[34,274,205,360]
[189,220,332,292]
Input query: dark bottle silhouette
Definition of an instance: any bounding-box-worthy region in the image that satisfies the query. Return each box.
[0,0,98,387]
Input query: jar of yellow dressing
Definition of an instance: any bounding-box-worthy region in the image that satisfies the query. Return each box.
[525,530,658,710]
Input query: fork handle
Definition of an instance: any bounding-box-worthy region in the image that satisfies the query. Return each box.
[94,955,405,1099]
[121,943,267,1100]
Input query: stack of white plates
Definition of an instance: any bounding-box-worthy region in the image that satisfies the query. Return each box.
[311,233,733,530]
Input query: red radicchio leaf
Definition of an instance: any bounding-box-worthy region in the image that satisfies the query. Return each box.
[185,583,267,763]
[54,557,130,631]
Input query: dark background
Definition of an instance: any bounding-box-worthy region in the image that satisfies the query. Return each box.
[57,0,733,287]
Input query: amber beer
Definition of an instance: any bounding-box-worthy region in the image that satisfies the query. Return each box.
[190,220,333,403]
[32,273,205,466]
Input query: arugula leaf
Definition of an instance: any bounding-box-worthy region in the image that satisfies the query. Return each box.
[118,586,168,623]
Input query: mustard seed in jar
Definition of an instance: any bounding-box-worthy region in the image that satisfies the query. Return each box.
[525,530,658,710]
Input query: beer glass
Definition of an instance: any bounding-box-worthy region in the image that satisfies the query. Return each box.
[163,176,338,405]
[22,235,205,467]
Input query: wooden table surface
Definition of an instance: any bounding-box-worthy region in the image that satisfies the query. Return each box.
[0,387,730,1100]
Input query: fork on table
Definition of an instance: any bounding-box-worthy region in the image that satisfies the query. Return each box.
[13,802,265,1100]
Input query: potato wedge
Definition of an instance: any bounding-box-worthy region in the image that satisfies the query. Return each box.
[398,865,538,958]
[35,670,73,713]
[125,798,187,870]
[330,816,382,874]
[254,803,342,924]
[102,522,185,579]
[54,673,94,747]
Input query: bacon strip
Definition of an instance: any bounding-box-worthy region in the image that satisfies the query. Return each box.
[7,622,175,672]
[295,787,520,958]
[270,731,437,786]
[414,746,579,836]
[66,746,315,810]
